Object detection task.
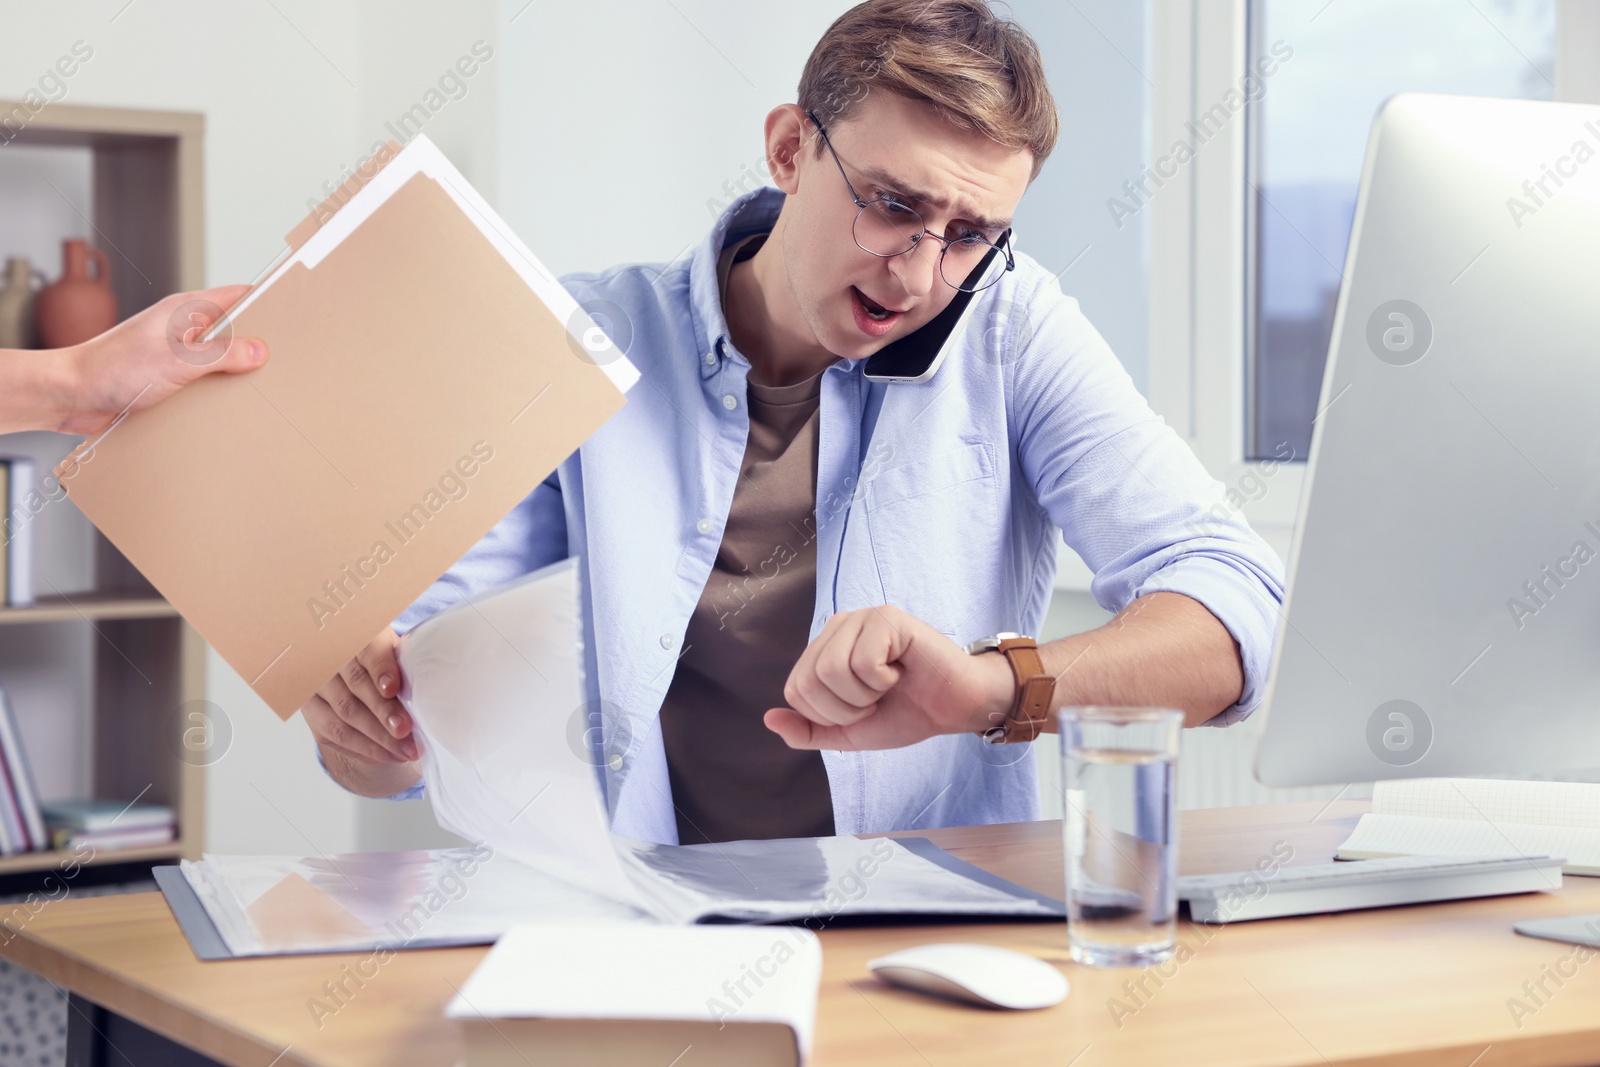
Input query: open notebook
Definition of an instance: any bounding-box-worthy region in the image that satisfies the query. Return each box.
[165,560,1062,958]
[1336,778,1600,875]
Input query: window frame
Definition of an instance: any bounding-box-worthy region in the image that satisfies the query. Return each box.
[1145,0,1599,560]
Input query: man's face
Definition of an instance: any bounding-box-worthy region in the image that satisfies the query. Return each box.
[782,91,1033,361]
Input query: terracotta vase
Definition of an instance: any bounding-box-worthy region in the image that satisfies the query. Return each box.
[0,256,48,348]
[35,239,117,349]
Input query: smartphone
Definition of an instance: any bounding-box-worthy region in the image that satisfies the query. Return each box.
[863,230,1012,384]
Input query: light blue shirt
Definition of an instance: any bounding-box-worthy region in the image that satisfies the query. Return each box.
[345,187,1285,844]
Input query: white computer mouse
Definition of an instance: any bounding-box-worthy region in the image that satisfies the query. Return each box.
[867,943,1069,1010]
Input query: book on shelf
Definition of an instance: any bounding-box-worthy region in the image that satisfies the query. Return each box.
[42,798,175,833]
[51,823,175,852]
[0,684,46,853]
[0,455,36,607]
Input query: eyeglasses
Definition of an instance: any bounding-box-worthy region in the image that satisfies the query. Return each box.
[804,110,1015,294]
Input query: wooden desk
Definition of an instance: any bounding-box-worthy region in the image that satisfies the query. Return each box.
[6,801,1600,1066]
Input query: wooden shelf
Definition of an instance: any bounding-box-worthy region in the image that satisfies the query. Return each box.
[0,841,185,876]
[0,100,208,875]
[0,594,177,626]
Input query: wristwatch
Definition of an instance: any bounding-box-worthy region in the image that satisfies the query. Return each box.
[963,633,1054,744]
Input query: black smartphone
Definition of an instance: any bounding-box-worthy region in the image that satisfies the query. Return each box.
[863,230,1011,384]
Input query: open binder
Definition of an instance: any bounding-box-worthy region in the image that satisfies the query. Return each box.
[157,561,1065,961]
[55,134,638,718]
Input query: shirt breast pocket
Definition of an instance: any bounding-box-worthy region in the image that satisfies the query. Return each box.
[864,440,999,640]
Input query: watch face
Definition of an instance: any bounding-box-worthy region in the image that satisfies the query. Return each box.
[964,632,1028,655]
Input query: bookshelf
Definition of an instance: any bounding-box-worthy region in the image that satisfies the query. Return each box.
[0,101,207,878]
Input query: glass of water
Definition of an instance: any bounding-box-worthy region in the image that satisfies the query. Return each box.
[1061,706,1182,967]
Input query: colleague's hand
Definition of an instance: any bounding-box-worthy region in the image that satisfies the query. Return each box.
[763,605,1016,751]
[301,627,418,766]
[55,284,269,435]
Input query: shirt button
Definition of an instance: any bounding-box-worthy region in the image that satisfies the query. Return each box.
[660,633,675,649]
[704,351,716,366]
[696,518,713,535]
[721,394,737,410]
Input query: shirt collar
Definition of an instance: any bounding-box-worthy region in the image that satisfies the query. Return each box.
[691,187,785,379]
[691,186,866,385]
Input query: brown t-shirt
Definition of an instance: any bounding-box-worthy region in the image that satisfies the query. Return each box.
[657,232,836,845]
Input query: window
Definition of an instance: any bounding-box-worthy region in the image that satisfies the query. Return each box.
[1244,0,1556,459]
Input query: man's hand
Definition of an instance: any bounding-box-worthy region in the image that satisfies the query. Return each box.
[55,284,269,435]
[763,605,1015,750]
[302,628,423,797]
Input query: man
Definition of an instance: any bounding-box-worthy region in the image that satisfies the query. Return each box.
[307,0,1284,845]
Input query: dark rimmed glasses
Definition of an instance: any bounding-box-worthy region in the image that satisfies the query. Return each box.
[805,109,1015,294]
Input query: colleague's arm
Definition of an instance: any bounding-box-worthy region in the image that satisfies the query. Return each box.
[0,285,267,435]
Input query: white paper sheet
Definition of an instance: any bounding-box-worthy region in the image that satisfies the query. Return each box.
[390,559,1065,926]
[397,557,650,912]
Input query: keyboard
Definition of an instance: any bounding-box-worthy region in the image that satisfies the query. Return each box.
[1177,853,1564,923]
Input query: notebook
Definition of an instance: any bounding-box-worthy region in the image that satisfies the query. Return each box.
[1336,778,1600,875]
[54,133,638,718]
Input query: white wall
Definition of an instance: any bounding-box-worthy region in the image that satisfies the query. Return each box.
[493,0,853,277]
[1008,0,1151,395]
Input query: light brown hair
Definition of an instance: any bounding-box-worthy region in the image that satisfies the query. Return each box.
[797,0,1060,181]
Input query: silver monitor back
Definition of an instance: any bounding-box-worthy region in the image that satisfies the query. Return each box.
[1254,92,1600,787]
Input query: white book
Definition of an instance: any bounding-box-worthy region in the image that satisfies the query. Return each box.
[448,923,821,1067]
[0,456,34,606]
[1337,777,1600,875]
[53,825,174,852]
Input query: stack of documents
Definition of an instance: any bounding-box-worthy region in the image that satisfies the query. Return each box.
[1337,777,1600,874]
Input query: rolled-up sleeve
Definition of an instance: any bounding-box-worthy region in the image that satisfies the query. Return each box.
[1010,278,1285,725]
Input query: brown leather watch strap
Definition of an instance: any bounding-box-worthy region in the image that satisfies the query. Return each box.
[986,636,1054,744]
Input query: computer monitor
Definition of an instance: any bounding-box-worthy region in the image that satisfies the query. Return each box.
[1254,92,1600,787]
